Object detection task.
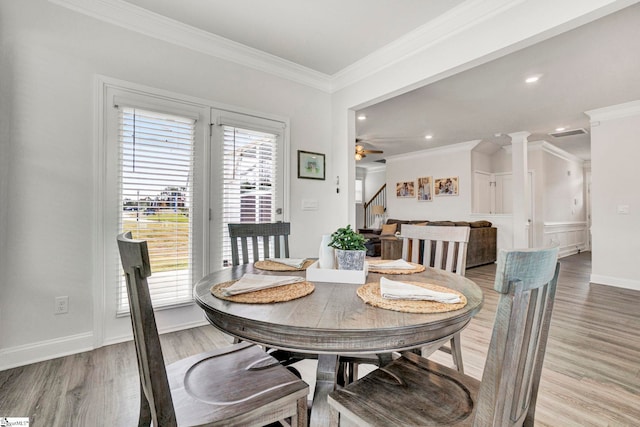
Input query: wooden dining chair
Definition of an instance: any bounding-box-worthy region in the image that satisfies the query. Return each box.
[338,225,471,384]
[328,246,560,427]
[228,222,290,266]
[117,231,308,427]
[401,224,471,372]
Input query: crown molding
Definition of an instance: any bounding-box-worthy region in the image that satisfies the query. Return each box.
[48,0,332,92]
[331,0,526,92]
[386,140,482,163]
[530,140,584,163]
[585,99,640,122]
[48,0,526,94]
[503,140,583,163]
[357,163,386,172]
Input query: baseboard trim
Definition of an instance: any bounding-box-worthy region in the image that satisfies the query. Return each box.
[0,319,210,371]
[0,332,94,371]
[590,274,640,291]
[102,318,210,347]
[558,244,588,259]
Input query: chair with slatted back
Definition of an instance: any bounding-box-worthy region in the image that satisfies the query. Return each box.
[338,225,471,384]
[401,224,471,372]
[226,221,310,368]
[117,231,308,427]
[328,246,560,427]
[228,222,290,266]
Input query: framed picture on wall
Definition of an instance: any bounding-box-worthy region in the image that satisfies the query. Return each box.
[434,177,459,196]
[396,181,415,198]
[297,150,325,180]
[417,177,433,201]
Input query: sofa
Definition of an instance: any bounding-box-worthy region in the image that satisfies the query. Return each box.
[359,219,497,268]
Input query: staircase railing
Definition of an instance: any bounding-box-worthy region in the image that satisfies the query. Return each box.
[363,184,386,228]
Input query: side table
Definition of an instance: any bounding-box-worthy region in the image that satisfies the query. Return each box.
[380,236,403,260]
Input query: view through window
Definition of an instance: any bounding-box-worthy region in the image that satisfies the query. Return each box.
[118,107,195,313]
[221,125,278,267]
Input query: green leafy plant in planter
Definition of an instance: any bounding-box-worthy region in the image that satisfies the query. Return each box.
[328,225,368,270]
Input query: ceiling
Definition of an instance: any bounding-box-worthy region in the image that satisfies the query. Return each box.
[123,0,465,75]
[117,0,640,163]
[355,3,640,164]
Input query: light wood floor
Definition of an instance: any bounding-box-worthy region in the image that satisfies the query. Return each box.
[1,252,639,426]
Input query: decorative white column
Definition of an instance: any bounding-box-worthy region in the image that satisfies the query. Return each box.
[509,131,530,248]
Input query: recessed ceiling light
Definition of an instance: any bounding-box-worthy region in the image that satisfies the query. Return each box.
[525,75,540,84]
[357,114,367,121]
[425,135,433,140]
[555,127,565,132]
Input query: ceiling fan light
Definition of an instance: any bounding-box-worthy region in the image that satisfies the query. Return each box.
[354,152,362,161]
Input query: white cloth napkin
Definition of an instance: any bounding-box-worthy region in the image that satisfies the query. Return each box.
[222,274,305,296]
[266,258,307,268]
[370,259,415,270]
[379,277,461,303]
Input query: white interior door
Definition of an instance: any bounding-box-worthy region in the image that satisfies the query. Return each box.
[495,173,513,214]
[473,171,492,214]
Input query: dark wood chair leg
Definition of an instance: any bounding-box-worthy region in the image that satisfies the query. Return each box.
[138,380,152,427]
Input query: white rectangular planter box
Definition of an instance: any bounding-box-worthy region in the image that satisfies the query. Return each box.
[306,261,369,284]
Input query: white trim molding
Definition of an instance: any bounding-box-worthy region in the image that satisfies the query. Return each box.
[529,140,584,164]
[101,319,210,348]
[331,0,525,91]
[586,99,640,122]
[48,0,332,91]
[48,0,602,94]
[0,332,94,371]
[0,318,210,371]
[590,274,640,291]
[502,140,583,164]
[543,221,588,258]
[386,140,482,163]
[49,0,524,93]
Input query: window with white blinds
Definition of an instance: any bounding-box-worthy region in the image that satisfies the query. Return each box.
[117,106,195,313]
[221,125,279,267]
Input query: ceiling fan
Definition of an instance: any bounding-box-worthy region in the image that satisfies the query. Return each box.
[355,139,383,160]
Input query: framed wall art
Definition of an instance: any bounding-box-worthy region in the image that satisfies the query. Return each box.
[434,177,459,196]
[297,150,325,180]
[396,181,415,198]
[417,176,433,201]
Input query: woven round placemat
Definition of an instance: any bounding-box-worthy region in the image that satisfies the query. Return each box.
[367,260,426,275]
[254,259,315,271]
[211,280,315,304]
[357,281,467,313]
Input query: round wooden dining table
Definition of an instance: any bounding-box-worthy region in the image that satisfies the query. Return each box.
[194,263,483,427]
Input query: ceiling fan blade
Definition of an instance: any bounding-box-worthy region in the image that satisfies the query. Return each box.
[363,149,383,154]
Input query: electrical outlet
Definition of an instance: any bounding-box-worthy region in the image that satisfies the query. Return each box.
[55,296,69,314]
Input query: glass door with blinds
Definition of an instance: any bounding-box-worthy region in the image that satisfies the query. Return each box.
[117,106,195,313]
[210,110,287,269]
[101,83,208,344]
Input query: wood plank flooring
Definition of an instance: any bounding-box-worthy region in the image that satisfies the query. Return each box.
[1,252,639,426]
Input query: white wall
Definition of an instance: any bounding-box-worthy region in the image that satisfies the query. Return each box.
[1,0,633,368]
[363,167,387,202]
[587,100,640,290]
[0,0,332,367]
[541,149,585,222]
[385,141,476,220]
[471,150,492,173]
